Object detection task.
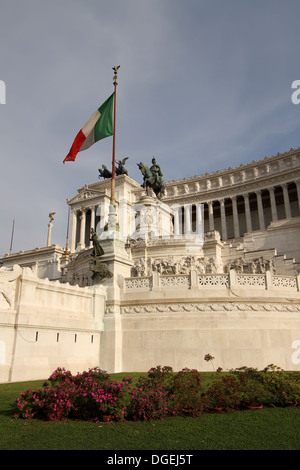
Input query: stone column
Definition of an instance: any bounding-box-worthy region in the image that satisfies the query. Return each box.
[184,204,192,235]
[231,196,240,238]
[295,181,300,212]
[196,203,204,237]
[268,187,278,222]
[91,206,96,230]
[220,198,227,240]
[78,207,86,250]
[282,183,291,218]
[47,222,53,247]
[89,206,96,247]
[208,201,214,231]
[256,190,265,230]
[69,209,77,252]
[173,205,181,237]
[243,193,252,233]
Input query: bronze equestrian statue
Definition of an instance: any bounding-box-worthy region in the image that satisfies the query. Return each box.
[137,157,166,200]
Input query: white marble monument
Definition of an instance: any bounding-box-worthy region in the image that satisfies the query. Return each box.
[1,146,300,381]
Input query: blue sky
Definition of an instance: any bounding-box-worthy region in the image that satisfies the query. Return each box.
[1,0,300,255]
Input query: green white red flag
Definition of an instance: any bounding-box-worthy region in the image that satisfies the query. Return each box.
[63,93,114,162]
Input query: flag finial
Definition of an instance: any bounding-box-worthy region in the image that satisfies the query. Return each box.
[113,65,120,86]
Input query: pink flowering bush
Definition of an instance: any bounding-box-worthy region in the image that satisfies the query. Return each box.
[15,367,131,422]
[128,374,171,421]
[14,363,300,423]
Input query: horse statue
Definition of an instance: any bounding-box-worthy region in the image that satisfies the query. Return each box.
[137,157,166,200]
[98,157,129,179]
[116,157,129,176]
[98,164,112,179]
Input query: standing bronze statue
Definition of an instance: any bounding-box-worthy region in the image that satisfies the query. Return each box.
[137,156,166,200]
[89,228,113,281]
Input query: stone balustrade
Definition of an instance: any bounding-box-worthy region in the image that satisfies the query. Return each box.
[124,270,300,292]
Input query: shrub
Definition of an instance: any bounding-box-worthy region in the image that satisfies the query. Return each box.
[206,375,242,411]
[261,364,300,406]
[128,374,170,421]
[15,367,129,422]
[147,365,175,390]
[231,364,300,407]
[15,380,75,421]
[169,368,208,417]
[231,366,272,407]
[47,367,73,385]
[14,364,300,423]
[72,367,110,386]
[239,380,272,407]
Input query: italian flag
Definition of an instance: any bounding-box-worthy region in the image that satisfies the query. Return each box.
[63,93,114,162]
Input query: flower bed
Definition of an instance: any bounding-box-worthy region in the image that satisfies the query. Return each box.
[14,363,300,422]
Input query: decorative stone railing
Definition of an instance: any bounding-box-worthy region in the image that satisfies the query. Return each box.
[123,270,300,292]
[124,276,152,290]
[198,274,229,287]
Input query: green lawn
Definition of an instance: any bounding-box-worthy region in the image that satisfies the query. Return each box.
[1,378,299,451]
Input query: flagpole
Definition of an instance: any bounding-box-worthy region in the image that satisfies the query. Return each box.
[107,66,120,234]
[65,204,70,254]
[9,219,15,255]
[111,65,120,207]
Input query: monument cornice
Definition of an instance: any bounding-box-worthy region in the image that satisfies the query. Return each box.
[166,146,300,186]
[162,167,300,205]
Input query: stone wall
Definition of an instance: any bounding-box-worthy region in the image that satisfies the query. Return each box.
[1,263,300,382]
[0,266,106,383]
[116,270,300,372]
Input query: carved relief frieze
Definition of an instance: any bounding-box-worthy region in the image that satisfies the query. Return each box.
[75,191,104,203]
[121,302,300,315]
[224,257,275,274]
[130,255,219,277]
[0,265,21,310]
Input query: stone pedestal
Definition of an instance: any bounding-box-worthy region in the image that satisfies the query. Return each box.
[134,194,173,240]
[97,237,133,373]
[47,223,53,247]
